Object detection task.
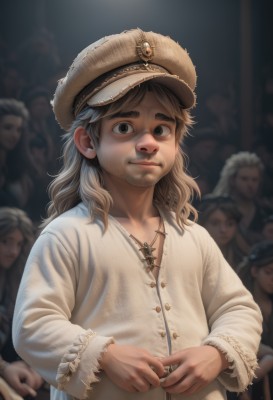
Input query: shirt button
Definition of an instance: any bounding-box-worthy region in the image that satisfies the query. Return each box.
[165,303,171,311]
[150,282,156,288]
[155,306,161,313]
[161,282,166,288]
[160,332,166,337]
[173,332,179,339]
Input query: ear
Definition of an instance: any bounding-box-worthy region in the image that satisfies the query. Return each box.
[74,127,97,159]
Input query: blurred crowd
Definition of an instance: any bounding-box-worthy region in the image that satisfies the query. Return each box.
[0,29,65,227]
[0,27,273,400]
[0,28,64,400]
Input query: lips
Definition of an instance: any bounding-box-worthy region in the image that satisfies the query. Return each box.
[129,160,160,166]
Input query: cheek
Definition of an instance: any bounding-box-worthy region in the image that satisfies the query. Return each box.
[96,145,124,171]
[227,226,237,239]
[165,146,179,168]
[254,270,270,285]
[259,275,271,289]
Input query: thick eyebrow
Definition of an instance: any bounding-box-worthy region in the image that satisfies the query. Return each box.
[155,113,176,123]
[109,111,139,119]
[108,111,175,123]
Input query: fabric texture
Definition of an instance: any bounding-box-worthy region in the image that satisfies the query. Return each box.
[52,28,197,130]
[12,203,262,400]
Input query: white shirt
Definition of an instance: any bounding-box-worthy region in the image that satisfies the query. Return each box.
[12,203,262,400]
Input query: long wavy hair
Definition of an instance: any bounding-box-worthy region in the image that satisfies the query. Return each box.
[213,151,264,196]
[43,82,200,229]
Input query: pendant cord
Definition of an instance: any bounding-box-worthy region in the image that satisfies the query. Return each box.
[130,218,165,270]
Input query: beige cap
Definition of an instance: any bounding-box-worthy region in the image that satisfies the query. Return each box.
[53,28,197,131]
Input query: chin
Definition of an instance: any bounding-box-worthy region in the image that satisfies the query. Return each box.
[127,177,161,187]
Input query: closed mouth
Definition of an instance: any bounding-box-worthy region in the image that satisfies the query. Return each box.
[130,161,160,166]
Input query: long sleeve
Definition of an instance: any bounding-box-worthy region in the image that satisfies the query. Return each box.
[195,226,262,391]
[12,226,114,399]
[12,205,263,400]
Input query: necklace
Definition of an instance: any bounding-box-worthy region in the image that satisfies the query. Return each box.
[130,218,166,271]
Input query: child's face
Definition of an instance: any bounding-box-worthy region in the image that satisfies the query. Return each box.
[0,115,23,151]
[95,91,178,191]
[0,228,24,269]
[204,209,237,247]
[251,262,273,295]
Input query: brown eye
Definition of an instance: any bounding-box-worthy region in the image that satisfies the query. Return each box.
[113,122,134,134]
[153,125,171,137]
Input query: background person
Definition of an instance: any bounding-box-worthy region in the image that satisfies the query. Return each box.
[238,241,273,400]
[0,99,32,209]
[213,151,270,245]
[0,207,44,399]
[198,195,247,272]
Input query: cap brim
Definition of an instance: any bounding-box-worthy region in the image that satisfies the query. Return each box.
[86,72,195,109]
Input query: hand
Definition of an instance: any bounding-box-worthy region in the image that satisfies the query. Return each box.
[161,345,229,395]
[3,361,44,397]
[100,344,165,392]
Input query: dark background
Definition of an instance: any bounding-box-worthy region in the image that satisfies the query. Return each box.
[0,0,272,148]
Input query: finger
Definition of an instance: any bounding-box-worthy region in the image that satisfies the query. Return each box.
[20,382,37,397]
[161,364,186,388]
[148,357,165,377]
[132,378,151,393]
[125,384,138,393]
[161,353,182,366]
[29,371,43,389]
[24,372,39,389]
[163,375,201,395]
[143,368,161,387]
[8,378,32,397]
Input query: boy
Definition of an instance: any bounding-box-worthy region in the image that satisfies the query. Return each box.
[12,28,262,400]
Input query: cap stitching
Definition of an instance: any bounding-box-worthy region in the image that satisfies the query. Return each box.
[73,63,170,116]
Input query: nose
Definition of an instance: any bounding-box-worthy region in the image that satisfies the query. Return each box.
[135,132,159,154]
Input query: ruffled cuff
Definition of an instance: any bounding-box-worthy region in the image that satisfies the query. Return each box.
[56,329,114,399]
[203,334,258,393]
